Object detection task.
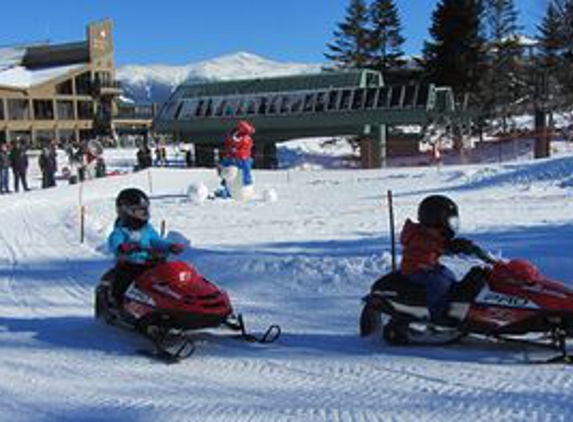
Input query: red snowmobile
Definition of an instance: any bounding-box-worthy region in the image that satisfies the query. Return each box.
[360,247,573,363]
[95,251,280,362]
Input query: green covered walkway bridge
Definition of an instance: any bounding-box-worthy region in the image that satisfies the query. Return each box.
[153,69,473,168]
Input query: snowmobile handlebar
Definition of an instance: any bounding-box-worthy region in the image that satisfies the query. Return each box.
[471,245,499,265]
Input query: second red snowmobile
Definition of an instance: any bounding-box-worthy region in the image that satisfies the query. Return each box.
[360,248,573,363]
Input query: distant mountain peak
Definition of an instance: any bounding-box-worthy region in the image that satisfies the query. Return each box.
[117,51,322,104]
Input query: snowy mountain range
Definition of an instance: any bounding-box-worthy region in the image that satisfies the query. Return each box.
[117,52,323,104]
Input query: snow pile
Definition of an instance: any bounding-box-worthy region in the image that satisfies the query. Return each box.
[185,182,210,203]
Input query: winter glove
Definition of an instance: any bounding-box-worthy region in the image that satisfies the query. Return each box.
[169,243,185,255]
[449,238,478,255]
[118,242,141,254]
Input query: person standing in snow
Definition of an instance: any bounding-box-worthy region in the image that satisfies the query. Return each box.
[0,143,10,194]
[400,195,477,326]
[9,138,29,192]
[38,142,57,188]
[217,120,255,197]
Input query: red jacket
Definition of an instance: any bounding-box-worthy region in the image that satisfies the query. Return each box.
[400,219,449,275]
[223,131,253,161]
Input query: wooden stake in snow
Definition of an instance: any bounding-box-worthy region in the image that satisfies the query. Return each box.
[387,190,397,272]
[147,169,153,194]
[80,205,86,244]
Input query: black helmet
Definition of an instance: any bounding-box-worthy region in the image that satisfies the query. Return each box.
[418,195,459,237]
[116,188,150,229]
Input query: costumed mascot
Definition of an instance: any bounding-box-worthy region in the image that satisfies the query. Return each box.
[217,120,256,201]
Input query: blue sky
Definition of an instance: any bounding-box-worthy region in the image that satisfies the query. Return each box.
[1,0,547,66]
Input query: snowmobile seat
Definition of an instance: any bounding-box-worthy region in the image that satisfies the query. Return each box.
[371,271,427,304]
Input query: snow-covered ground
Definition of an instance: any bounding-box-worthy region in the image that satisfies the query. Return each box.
[2,144,573,421]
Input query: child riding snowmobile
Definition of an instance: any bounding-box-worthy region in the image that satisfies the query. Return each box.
[95,188,280,362]
[399,195,478,326]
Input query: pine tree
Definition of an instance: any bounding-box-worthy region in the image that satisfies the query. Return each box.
[538,1,563,69]
[325,0,371,69]
[368,0,405,73]
[423,0,485,94]
[481,0,523,118]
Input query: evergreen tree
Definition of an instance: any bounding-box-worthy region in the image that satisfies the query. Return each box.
[538,1,563,68]
[368,0,405,73]
[481,0,523,118]
[325,0,371,69]
[423,0,485,94]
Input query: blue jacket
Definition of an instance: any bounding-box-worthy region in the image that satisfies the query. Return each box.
[108,221,173,264]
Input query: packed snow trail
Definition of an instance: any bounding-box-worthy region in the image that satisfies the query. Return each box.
[1,158,573,420]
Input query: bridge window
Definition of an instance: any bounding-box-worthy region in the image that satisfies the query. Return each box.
[339,89,353,110]
[416,85,430,107]
[389,86,404,108]
[203,99,214,117]
[267,96,281,114]
[245,97,259,115]
[352,89,366,109]
[403,85,417,107]
[377,88,391,108]
[56,79,73,95]
[235,99,247,116]
[280,96,291,113]
[257,97,268,115]
[327,91,339,111]
[194,100,205,117]
[315,92,327,112]
[303,93,315,112]
[365,88,379,109]
[179,100,199,119]
[162,100,182,120]
[289,94,304,113]
[214,99,227,117]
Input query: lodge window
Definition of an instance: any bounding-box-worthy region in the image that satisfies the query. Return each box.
[8,99,31,120]
[33,100,54,120]
[56,100,75,120]
[56,79,73,95]
[77,101,94,120]
[75,72,92,95]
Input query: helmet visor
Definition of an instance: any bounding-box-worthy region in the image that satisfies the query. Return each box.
[123,204,149,222]
[448,215,460,235]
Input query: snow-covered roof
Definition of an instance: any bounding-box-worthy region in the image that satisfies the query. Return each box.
[0,46,27,71]
[0,63,85,89]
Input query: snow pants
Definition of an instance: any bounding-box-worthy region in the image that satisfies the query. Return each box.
[408,265,457,322]
[220,158,253,186]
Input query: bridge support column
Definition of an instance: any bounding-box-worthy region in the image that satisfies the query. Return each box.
[360,124,387,168]
[254,142,277,169]
[194,143,217,167]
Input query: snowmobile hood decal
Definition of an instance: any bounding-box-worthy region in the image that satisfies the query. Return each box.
[475,286,539,309]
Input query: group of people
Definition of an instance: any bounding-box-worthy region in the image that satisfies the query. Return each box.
[0,139,30,194]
